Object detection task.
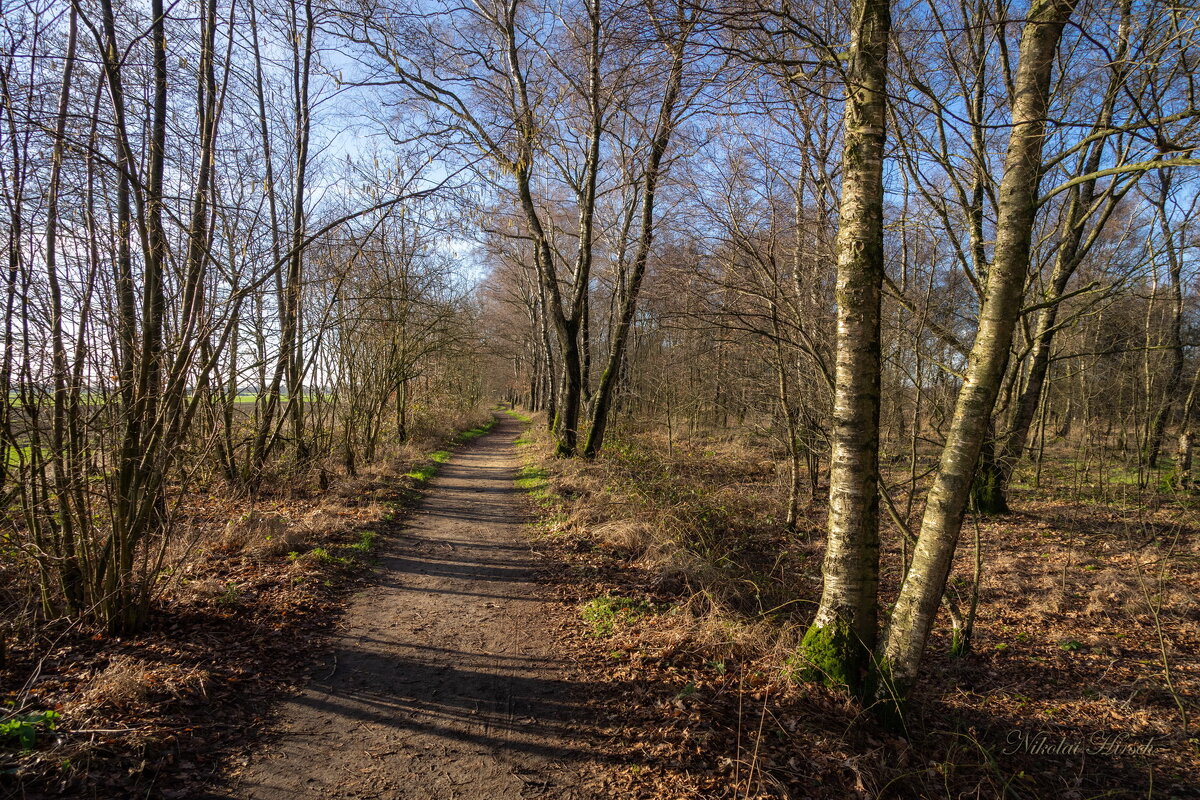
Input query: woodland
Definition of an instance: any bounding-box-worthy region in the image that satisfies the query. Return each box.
[1,0,1199,796]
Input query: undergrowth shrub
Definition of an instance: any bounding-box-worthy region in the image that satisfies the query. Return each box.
[0,711,59,751]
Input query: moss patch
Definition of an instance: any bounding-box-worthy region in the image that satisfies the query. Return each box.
[795,618,861,691]
[580,595,651,636]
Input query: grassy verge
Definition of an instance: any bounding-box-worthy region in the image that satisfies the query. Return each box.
[402,415,498,485]
[453,417,498,444]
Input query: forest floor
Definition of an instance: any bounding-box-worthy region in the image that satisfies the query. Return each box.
[6,412,1199,799]
[508,417,1200,800]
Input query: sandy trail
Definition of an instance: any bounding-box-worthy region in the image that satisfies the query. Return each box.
[217,414,599,799]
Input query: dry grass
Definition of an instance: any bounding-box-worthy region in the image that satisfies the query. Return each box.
[221,511,299,558]
[63,655,212,734]
[516,415,814,658]
[73,656,153,712]
[654,592,798,666]
[294,508,353,540]
[589,519,656,553]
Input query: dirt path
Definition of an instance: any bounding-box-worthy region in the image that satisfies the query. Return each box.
[216,415,602,799]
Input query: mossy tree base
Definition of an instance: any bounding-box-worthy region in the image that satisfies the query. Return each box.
[797,618,864,695]
[970,461,1009,515]
[949,625,974,658]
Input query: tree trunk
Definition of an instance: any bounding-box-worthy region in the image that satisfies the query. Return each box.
[971,422,1009,514]
[583,15,690,458]
[246,0,288,480]
[994,0,1132,501]
[285,0,315,464]
[1146,172,1185,469]
[798,0,890,695]
[875,0,1077,710]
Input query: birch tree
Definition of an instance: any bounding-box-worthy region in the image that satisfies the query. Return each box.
[796,0,890,693]
[875,0,1079,707]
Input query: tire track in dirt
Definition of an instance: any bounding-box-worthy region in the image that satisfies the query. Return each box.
[215,414,602,799]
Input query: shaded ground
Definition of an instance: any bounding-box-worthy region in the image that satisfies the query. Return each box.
[213,414,604,799]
